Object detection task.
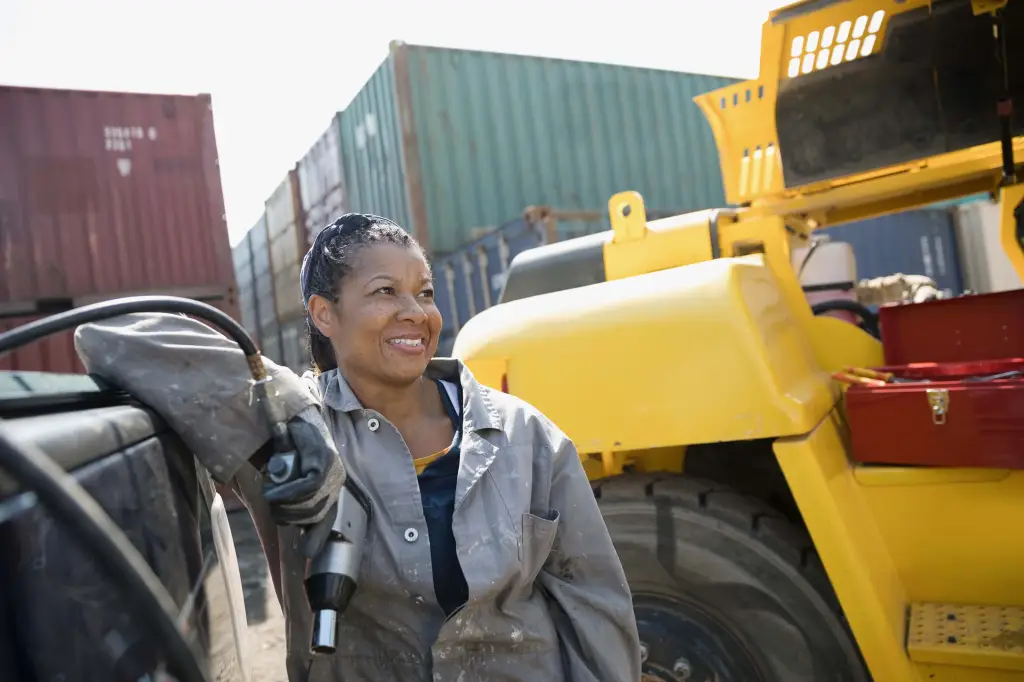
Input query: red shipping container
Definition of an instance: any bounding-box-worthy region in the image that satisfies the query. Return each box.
[879,289,1024,365]
[0,85,236,315]
[0,314,83,374]
[845,359,1024,469]
[0,299,244,375]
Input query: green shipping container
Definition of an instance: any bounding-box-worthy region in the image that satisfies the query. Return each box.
[339,42,740,255]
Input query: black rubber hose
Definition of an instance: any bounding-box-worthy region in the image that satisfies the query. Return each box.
[811,299,881,339]
[0,296,257,359]
[0,421,210,682]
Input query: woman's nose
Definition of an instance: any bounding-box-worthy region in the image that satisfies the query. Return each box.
[396,294,428,322]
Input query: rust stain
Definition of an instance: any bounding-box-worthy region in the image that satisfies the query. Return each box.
[985,627,1024,651]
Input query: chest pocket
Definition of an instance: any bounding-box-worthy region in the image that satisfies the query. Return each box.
[520,509,560,587]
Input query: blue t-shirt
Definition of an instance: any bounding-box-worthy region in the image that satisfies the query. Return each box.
[418,380,470,617]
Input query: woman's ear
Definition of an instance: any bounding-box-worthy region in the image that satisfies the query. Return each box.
[308,294,336,338]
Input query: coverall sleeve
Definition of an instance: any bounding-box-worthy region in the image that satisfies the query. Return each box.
[74,312,319,483]
[537,433,642,682]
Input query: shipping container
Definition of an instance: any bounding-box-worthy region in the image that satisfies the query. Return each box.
[259,317,283,366]
[279,316,310,375]
[0,314,83,374]
[297,115,347,243]
[953,199,1024,294]
[266,170,307,323]
[821,208,965,297]
[248,213,276,337]
[0,85,236,316]
[339,42,739,255]
[232,230,260,344]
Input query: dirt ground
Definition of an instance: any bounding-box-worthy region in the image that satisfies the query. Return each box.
[228,510,289,682]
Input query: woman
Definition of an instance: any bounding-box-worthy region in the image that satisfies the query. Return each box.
[74,213,641,682]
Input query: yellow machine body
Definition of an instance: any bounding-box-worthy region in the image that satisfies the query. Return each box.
[454,0,1024,678]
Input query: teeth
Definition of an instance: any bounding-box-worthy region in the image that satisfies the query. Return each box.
[389,338,422,346]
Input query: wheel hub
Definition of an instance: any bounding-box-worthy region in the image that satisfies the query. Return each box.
[634,593,768,682]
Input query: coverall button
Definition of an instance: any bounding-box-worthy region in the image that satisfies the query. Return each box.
[367,417,380,432]
[404,527,419,543]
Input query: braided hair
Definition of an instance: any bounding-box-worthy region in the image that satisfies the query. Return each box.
[299,213,427,374]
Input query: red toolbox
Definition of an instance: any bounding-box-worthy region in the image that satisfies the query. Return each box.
[879,289,1024,364]
[845,359,1024,469]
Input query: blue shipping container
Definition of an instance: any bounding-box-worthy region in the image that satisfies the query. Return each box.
[822,208,965,297]
[433,218,551,355]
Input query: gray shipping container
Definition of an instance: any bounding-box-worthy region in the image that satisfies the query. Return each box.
[266,170,306,323]
[433,207,966,355]
[248,213,279,351]
[298,115,347,243]
[340,42,739,255]
[231,232,259,342]
[280,316,310,375]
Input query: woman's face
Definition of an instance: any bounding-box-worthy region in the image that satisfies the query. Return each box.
[311,242,442,386]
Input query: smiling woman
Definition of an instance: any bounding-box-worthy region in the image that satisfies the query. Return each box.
[72,211,642,682]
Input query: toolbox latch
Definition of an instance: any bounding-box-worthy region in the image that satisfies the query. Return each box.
[926,388,950,425]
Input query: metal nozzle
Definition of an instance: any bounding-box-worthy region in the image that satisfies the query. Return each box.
[311,609,339,654]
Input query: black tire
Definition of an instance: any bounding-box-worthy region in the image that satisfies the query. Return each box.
[594,474,870,682]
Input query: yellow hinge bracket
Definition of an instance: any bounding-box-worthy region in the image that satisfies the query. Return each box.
[609,191,648,243]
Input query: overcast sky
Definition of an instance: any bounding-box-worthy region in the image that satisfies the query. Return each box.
[0,0,780,245]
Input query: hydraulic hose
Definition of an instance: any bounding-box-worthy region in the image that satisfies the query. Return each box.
[0,422,210,682]
[0,295,299,682]
[0,295,296,476]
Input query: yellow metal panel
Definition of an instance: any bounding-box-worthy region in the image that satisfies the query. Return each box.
[858,469,1024,606]
[455,256,833,453]
[774,414,920,682]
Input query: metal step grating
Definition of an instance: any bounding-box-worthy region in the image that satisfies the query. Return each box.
[908,602,1024,671]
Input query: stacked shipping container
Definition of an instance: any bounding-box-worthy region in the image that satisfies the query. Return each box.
[235,44,740,370]
[340,42,739,254]
[297,113,346,245]
[0,85,237,372]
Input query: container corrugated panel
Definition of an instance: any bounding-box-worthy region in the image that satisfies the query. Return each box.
[259,319,283,364]
[232,232,260,339]
[279,316,309,375]
[248,214,277,335]
[339,58,412,231]
[266,170,306,323]
[340,43,739,255]
[298,115,347,243]
[0,85,234,311]
[0,315,83,373]
[822,209,965,297]
[433,217,549,355]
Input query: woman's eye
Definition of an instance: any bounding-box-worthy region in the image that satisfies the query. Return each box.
[418,288,435,299]
[375,286,396,296]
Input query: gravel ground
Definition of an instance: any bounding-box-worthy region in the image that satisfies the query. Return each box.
[228,510,289,682]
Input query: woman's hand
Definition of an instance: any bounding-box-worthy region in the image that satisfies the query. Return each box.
[258,412,347,557]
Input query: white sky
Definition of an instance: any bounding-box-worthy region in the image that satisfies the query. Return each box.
[0,0,780,246]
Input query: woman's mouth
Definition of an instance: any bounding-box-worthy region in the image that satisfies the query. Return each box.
[387,336,426,355]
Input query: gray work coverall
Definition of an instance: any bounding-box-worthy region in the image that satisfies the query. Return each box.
[74,313,642,682]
